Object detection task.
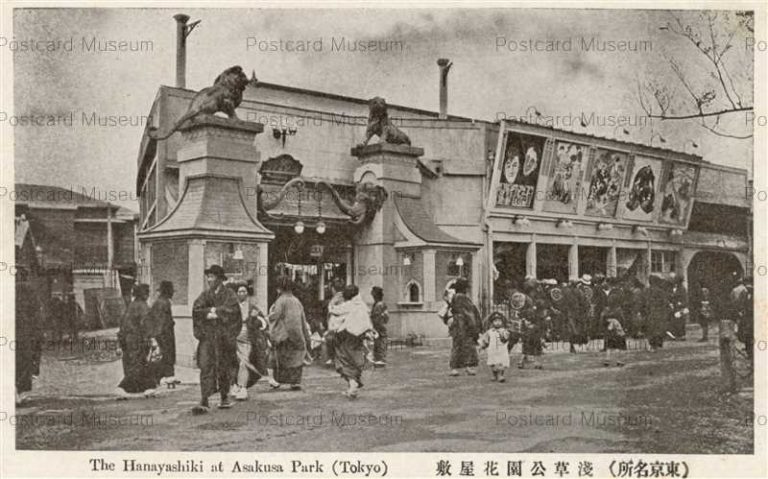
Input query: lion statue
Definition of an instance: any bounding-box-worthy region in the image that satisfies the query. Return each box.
[149,65,252,140]
[357,96,411,148]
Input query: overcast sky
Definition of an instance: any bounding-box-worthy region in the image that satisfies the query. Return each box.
[12,8,754,209]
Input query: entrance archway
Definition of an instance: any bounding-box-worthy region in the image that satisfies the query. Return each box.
[687,251,743,319]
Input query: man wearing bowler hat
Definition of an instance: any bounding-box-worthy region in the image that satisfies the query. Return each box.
[191,265,240,414]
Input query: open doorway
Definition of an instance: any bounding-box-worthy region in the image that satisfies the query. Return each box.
[687,251,744,319]
[537,244,570,283]
[493,242,526,303]
[579,246,608,278]
[267,225,351,329]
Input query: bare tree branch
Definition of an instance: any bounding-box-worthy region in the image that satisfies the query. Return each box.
[636,10,753,139]
[644,107,752,120]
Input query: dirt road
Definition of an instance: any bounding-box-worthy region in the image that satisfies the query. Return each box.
[13,335,753,453]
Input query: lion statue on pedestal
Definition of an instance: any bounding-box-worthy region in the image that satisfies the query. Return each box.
[149,65,252,140]
[357,96,411,148]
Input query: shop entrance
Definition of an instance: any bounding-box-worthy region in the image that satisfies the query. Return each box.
[687,251,744,319]
[267,224,352,328]
[579,246,608,278]
[536,244,569,283]
[493,242,526,303]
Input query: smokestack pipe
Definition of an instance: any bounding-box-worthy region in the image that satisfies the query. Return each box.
[174,14,190,88]
[437,58,452,119]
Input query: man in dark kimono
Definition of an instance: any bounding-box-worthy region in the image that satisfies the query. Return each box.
[669,274,689,340]
[517,279,542,368]
[591,273,608,342]
[568,280,591,352]
[439,278,480,376]
[192,265,239,414]
[576,275,598,342]
[146,281,177,387]
[15,269,43,405]
[730,275,753,363]
[117,284,157,395]
[370,286,389,367]
[643,275,672,351]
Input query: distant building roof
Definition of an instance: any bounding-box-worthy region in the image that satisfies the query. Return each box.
[14,183,137,216]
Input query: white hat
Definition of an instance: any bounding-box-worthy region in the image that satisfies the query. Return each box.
[580,274,592,285]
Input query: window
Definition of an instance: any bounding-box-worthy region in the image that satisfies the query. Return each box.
[447,254,468,277]
[404,280,422,303]
[651,250,677,274]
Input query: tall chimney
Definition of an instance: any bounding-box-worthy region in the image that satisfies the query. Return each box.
[174,14,190,88]
[437,58,452,119]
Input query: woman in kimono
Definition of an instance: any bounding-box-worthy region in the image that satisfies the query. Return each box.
[145,281,178,387]
[117,284,158,397]
[15,269,43,405]
[267,277,311,390]
[438,278,481,376]
[330,285,374,398]
[231,282,269,400]
[643,275,672,351]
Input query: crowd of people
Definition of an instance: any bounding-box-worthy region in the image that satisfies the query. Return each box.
[14,262,753,408]
[112,265,390,413]
[474,270,755,376]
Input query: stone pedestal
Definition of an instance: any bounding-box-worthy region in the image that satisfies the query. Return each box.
[138,115,272,366]
[177,114,264,216]
[351,143,425,304]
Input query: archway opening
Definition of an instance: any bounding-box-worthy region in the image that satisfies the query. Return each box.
[687,251,743,319]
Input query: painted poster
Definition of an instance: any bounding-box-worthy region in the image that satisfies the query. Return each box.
[495,131,545,209]
[543,141,586,214]
[659,162,697,225]
[584,148,628,217]
[622,155,662,221]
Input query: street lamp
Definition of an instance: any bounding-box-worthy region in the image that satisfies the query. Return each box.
[455,254,465,277]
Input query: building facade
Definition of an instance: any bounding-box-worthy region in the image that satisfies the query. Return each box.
[14,184,139,329]
[135,76,750,365]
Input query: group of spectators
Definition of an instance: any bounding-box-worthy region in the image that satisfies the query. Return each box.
[438,271,754,382]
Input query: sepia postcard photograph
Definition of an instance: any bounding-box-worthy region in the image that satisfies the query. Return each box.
[1,2,765,478]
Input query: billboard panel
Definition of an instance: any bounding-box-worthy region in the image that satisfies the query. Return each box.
[622,155,662,222]
[584,148,629,218]
[659,162,698,226]
[494,131,546,209]
[543,140,587,214]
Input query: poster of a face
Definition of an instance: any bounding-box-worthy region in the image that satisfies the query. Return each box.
[659,163,697,225]
[585,148,628,217]
[543,141,586,214]
[622,156,662,221]
[495,131,545,209]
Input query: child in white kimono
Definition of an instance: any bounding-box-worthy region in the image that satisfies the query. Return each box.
[478,313,511,382]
